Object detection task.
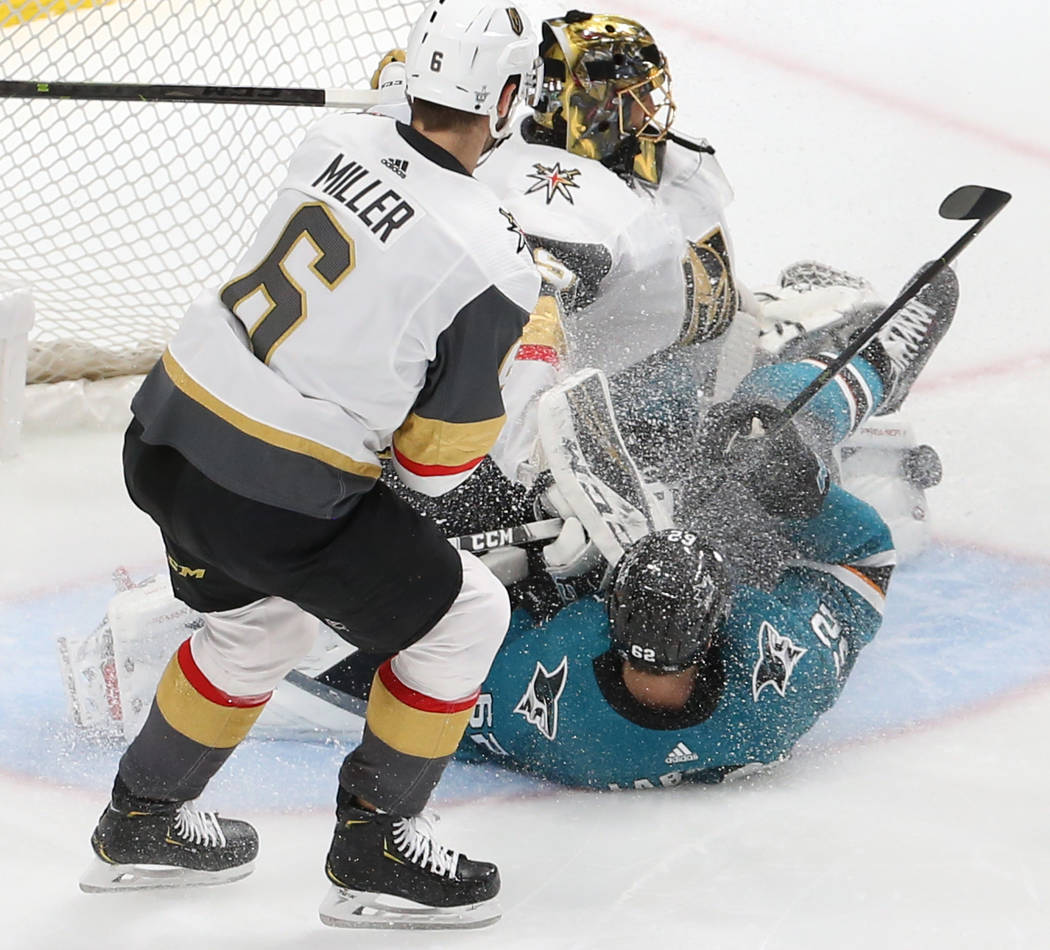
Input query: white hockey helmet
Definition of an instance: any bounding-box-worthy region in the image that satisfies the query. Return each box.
[405,0,543,139]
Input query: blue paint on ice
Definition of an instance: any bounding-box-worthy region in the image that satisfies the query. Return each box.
[1,544,1047,809]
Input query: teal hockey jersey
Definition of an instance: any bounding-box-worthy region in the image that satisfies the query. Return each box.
[458,483,894,789]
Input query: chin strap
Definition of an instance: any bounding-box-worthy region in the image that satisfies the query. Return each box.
[667,130,716,155]
[601,134,644,182]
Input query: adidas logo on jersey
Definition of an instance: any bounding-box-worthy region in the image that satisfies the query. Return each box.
[381,157,409,178]
[664,741,699,765]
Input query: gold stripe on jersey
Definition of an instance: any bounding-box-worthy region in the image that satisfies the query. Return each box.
[155,653,265,749]
[392,411,506,473]
[161,349,382,480]
[395,284,528,469]
[365,671,474,759]
[521,295,568,353]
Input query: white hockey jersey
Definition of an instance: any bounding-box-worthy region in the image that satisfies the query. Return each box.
[474,117,737,481]
[476,118,736,375]
[131,112,540,517]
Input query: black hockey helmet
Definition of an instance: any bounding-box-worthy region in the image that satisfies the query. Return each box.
[607,528,731,673]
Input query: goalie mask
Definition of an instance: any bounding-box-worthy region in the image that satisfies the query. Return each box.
[535,10,675,184]
[607,529,730,673]
[405,0,543,141]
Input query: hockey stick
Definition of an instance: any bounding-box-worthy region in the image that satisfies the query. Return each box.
[0,80,390,109]
[771,184,1011,432]
[446,517,564,553]
[282,669,367,717]
[278,519,566,714]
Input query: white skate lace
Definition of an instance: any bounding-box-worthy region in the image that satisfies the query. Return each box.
[173,803,228,848]
[391,813,461,879]
[882,298,936,370]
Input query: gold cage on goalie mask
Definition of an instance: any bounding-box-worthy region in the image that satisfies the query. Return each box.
[536,11,675,184]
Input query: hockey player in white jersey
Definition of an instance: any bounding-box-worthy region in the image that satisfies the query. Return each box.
[81,0,543,930]
[468,11,942,559]
[373,9,943,561]
[476,9,747,380]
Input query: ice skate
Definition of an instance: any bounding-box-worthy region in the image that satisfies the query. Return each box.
[80,791,258,892]
[319,805,500,930]
[868,264,959,415]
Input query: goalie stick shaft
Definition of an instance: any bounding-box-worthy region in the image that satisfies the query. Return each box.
[282,669,367,717]
[280,519,568,713]
[446,517,564,553]
[773,184,1011,430]
[0,80,388,109]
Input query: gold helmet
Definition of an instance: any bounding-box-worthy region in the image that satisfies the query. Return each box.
[535,10,675,184]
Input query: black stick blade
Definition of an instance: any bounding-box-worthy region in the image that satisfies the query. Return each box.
[939,185,1011,222]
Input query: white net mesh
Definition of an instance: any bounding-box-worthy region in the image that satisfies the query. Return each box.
[0,0,424,383]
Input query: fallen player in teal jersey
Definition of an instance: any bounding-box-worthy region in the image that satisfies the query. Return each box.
[456,482,892,789]
[66,266,959,791]
[321,265,958,788]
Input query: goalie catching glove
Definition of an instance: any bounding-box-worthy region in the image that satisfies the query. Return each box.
[693,401,829,519]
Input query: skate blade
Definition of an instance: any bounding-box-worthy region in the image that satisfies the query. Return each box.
[79,856,254,893]
[318,884,501,930]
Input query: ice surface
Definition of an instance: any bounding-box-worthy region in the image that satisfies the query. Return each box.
[2,0,1049,946]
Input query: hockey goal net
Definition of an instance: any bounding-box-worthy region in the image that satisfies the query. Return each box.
[0,0,424,386]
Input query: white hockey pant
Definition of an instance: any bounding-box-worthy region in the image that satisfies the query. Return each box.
[189,549,509,702]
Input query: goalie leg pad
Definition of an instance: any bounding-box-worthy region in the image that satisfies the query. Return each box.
[836,414,937,563]
[538,368,672,569]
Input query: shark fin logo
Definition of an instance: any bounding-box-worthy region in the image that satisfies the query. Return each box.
[514,657,568,740]
[752,621,807,700]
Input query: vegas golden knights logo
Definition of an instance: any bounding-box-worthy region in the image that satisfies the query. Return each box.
[680,226,738,345]
[506,7,524,35]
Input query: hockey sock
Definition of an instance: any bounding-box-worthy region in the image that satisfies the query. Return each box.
[338,659,478,816]
[117,638,270,801]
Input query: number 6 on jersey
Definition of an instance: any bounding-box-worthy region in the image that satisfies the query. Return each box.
[220,203,356,364]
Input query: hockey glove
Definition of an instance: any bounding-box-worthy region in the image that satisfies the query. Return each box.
[694,401,829,519]
[382,456,532,537]
[530,473,607,604]
[370,49,406,93]
[532,247,578,295]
